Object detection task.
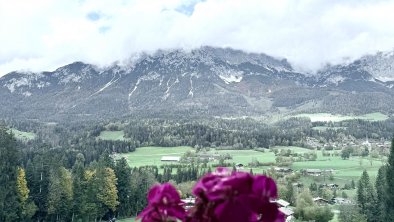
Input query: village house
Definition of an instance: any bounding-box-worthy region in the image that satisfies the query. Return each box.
[161,156,181,162]
[275,199,290,208]
[332,197,352,205]
[313,197,330,205]
[279,207,294,222]
[274,167,293,174]
[303,169,322,176]
[272,199,293,221]
[235,163,244,170]
[181,197,195,209]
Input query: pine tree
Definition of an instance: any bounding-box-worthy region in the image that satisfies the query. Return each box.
[339,205,367,222]
[357,170,378,222]
[351,179,356,189]
[99,149,115,169]
[47,166,73,221]
[0,127,21,221]
[375,166,387,222]
[384,138,394,221]
[16,167,29,208]
[95,167,119,217]
[26,154,50,221]
[83,169,99,221]
[71,153,86,221]
[115,158,132,218]
[16,167,37,220]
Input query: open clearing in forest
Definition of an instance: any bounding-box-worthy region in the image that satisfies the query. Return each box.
[293,112,389,122]
[120,145,382,180]
[97,130,128,141]
[119,146,277,174]
[8,128,36,140]
[119,146,193,167]
[119,145,385,214]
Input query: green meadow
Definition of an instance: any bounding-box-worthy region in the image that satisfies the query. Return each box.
[293,112,389,122]
[119,145,381,182]
[118,145,384,220]
[8,128,36,141]
[119,146,193,167]
[97,130,129,141]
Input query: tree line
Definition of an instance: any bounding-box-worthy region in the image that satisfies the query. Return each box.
[338,138,394,222]
[0,125,219,221]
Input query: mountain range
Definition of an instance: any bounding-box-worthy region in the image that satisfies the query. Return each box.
[1,46,393,122]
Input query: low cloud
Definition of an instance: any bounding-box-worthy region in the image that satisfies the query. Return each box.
[1,0,394,76]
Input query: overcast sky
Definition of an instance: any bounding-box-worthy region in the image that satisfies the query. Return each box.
[1,0,394,77]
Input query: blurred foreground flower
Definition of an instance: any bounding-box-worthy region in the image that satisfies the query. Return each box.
[137,183,186,222]
[138,168,284,222]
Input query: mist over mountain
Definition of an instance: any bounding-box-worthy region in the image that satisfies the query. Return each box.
[0,47,393,122]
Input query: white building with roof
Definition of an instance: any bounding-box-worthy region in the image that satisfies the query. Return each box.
[161,156,181,162]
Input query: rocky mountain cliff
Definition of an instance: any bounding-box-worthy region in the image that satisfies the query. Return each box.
[1,47,393,122]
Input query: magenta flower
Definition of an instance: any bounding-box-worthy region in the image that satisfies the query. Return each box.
[138,168,284,222]
[137,183,186,222]
[189,168,283,222]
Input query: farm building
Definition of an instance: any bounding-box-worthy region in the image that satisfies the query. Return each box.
[272,199,293,222]
[313,197,330,205]
[303,169,322,176]
[235,163,244,170]
[161,156,181,162]
[320,183,339,189]
[279,207,294,222]
[332,197,352,205]
[181,197,195,209]
[275,199,290,208]
[274,167,293,174]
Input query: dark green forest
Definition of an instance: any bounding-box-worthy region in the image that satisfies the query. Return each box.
[1,116,394,221]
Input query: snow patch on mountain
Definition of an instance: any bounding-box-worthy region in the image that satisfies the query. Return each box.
[141,71,160,81]
[4,77,30,93]
[22,91,32,97]
[211,65,243,84]
[219,75,243,84]
[128,78,141,98]
[91,73,120,97]
[36,81,50,88]
[325,75,346,85]
[60,73,82,84]
[271,66,292,73]
[359,51,394,82]
[163,77,180,100]
[128,72,161,98]
[188,76,194,97]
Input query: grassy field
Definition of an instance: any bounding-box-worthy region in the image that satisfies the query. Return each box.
[97,130,128,141]
[119,145,383,199]
[119,146,193,167]
[118,146,277,173]
[8,128,36,140]
[293,112,389,122]
[215,149,276,164]
[273,146,312,153]
[118,145,384,220]
[119,146,382,179]
[293,155,383,183]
